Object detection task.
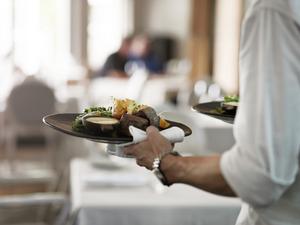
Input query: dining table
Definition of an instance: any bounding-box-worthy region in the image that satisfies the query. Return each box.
[70,158,241,225]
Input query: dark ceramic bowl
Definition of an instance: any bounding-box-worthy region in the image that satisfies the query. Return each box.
[221,102,238,114]
[82,116,120,134]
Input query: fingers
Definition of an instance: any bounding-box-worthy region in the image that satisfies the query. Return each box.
[123,142,154,170]
[146,126,164,142]
[146,126,159,135]
[136,158,143,166]
[124,145,150,169]
[135,156,153,170]
[123,129,171,170]
[123,142,149,157]
[123,145,138,157]
[146,126,161,140]
[146,126,173,154]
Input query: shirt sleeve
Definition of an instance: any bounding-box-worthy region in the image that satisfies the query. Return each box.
[220,6,300,208]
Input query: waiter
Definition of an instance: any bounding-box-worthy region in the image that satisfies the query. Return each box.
[124,0,300,224]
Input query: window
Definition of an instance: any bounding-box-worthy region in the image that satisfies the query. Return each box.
[213,0,243,94]
[0,0,13,102]
[87,0,133,69]
[0,0,71,78]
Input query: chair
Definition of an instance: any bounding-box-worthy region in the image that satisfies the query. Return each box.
[0,109,5,146]
[0,168,69,224]
[1,77,69,225]
[5,77,56,172]
[0,192,69,225]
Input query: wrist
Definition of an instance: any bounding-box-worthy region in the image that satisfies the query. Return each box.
[160,154,186,185]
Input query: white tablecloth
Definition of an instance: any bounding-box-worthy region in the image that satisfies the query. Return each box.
[71,159,241,225]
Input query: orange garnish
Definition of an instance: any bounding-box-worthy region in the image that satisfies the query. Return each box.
[159,118,170,129]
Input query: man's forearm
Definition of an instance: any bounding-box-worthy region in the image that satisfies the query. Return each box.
[160,154,236,197]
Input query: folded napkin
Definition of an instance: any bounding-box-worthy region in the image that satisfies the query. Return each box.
[106,126,185,158]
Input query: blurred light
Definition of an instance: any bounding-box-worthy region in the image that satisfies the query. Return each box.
[87,0,131,69]
[0,0,13,57]
[194,80,207,97]
[208,83,221,99]
[213,0,242,94]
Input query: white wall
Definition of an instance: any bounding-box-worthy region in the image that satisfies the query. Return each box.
[134,0,191,57]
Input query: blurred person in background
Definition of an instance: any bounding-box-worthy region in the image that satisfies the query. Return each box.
[127,35,164,75]
[124,0,300,225]
[91,36,133,79]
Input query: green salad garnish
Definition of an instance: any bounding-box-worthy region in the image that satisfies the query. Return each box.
[224,95,239,103]
[72,106,113,132]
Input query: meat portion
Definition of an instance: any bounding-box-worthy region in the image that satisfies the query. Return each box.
[119,114,149,136]
[133,107,160,127]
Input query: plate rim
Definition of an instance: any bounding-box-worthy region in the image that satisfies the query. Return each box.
[43,113,192,144]
[191,101,235,124]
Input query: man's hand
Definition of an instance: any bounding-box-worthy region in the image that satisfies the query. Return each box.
[124,127,235,197]
[124,126,173,170]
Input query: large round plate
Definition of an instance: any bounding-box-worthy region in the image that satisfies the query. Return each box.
[192,102,236,124]
[43,113,192,144]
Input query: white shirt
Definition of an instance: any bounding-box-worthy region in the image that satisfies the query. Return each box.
[220,0,300,225]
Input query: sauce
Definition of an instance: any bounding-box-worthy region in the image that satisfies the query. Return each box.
[224,102,238,107]
[86,117,119,125]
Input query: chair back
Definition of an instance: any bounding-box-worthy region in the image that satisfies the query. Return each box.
[7,78,55,126]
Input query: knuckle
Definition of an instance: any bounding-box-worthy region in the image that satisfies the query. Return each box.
[136,160,143,167]
[146,165,152,170]
[146,126,159,137]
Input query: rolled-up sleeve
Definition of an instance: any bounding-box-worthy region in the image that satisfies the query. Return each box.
[221,6,300,208]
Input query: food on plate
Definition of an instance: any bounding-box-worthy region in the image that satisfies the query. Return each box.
[208,95,239,115]
[113,98,146,119]
[72,107,112,132]
[221,95,239,113]
[159,117,171,129]
[133,107,160,127]
[83,116,120,134]
[72,98,171,136]
[224,95,239,103]
[119,114,149,136]
[223,101,238,107]
[85,117,119,125]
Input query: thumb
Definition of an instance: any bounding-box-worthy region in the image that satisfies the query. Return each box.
[146,126,161,141]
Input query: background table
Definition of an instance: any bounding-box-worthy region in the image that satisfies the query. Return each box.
[71,159,241,225]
